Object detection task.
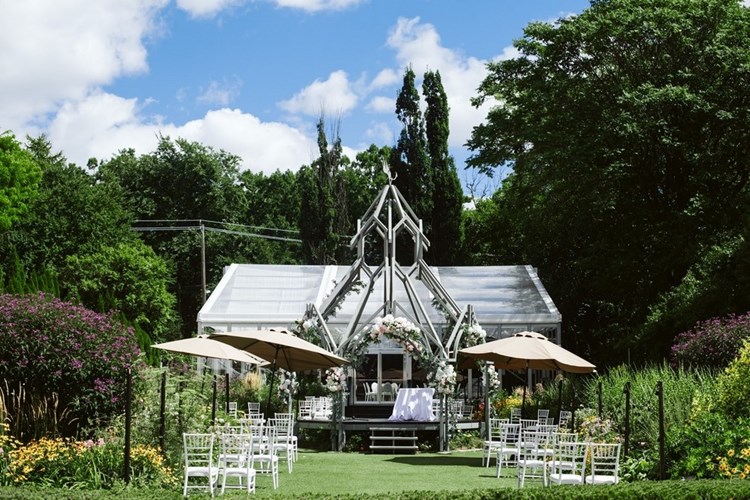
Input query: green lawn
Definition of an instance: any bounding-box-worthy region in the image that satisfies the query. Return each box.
[249,449,519,497]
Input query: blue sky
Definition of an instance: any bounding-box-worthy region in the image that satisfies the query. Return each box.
[1,0,590,190]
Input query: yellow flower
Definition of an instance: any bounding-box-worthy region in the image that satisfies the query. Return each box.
[728,449,736,457]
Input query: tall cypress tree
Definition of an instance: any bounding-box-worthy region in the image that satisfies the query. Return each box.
[391,67,433,231]
[423,70,463,265]
[299,117,349,264]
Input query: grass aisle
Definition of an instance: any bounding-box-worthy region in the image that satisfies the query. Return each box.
[251,449,520,498]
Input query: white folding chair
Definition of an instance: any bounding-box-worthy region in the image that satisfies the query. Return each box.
[247,401,261,414]
[547,439,586,486]
[482,418,507,467]
[298,399,313,420]
[274,413,298,463]
[559,410,572,429]
[227,401,238,419]
[585,442,621,485]
[495,422,521,478]
[248,424,279,489]
[517,429,552,488]
[536,409,550,424]
[219,432,256,494]
[182,433,219,496]
[510,408,522,423]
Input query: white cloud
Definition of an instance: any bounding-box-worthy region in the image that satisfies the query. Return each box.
[366,96,394,114]
[369,68,399,89]
[493,45,521,62]
[278,70,358,116]
[386,16,494,149]
[48,92,317,174]
[0,0,166,133]
[197,77,243,106]
[364,122,395,145]
[175,0,245,18]
[273,0,367,13]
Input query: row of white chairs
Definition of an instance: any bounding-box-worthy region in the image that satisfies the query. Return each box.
[431,398,474,419]
[298,396,333,420]
[183,415,298,495]
[487,421,621,487]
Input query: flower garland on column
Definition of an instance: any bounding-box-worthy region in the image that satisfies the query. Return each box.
[277,369,298,403]
[325,366,347,451]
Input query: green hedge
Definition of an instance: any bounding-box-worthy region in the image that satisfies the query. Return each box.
[2,481,750,499]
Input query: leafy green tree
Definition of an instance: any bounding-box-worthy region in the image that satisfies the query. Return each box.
[0,132,41,231]
[98,137,247,337]
[466,0,750,364]
[4,136,134,272]
[423,70,463,265]
[59,241,176,342]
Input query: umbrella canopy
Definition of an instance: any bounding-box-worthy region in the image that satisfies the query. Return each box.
[209,328,349,415]
[208,329,348,372]
[458,331,595,373]
[152,336,269,366]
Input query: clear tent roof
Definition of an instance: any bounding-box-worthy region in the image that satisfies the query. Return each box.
[197,264,561,340]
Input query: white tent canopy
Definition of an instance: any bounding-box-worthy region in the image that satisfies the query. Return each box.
[198,263,561,343]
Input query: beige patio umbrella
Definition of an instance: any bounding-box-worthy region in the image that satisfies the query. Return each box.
[152,335,269,420]
[458,331,595,419]
[208,328,349,413]
[152,336,270,366]
[458,331,596,373]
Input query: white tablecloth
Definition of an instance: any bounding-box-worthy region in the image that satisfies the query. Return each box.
[388,388,436,421]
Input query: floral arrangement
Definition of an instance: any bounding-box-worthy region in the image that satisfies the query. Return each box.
[460,323,487,348]
[427,360,457,395]
[576,409,622,443]
[325,367,348,394]
[484,365,502,395]
[367,314,424,357]
[278,369,298,398]
[706,447,750,479]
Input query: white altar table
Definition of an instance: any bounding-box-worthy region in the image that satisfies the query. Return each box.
[388,388,436,421]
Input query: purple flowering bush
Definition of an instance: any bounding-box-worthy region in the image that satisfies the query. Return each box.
[0,293,140,439]
[670,312,750,369]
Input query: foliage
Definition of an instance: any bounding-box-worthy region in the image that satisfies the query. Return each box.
[466,0,750,365]
[668,411,750,479]
[392,66,432,243]
[580,363,715,454]
[574,408,622,443]
[0,293,141,439]
[97,137,247,337]
[4,136,134,273]
[60,241,176,344]
[5,436,175,489]
[423,69,463,265]
[670,311,750,369]
[641,234,750,352]
[298,117,352,265]
[0,132,41,231]
[448,430,482,451]
[715,340,750,420]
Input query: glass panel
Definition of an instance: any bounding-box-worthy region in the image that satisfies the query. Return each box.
[355,355,378,403]
[380,354,403,401]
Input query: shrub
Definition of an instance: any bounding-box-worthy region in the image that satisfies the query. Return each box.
[668,411,750,479]
[715,340,750,420]
[581,363,715,455]
[0,293,141,439]
[5,436,176,488]
[670,312,750,369]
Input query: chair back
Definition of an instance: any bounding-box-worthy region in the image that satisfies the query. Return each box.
[510,407,522,423]
[228,401,238,418]
[183,433,215,469]
[536,409,550,423]
[247,401,261,414]
[519,418,538,431]
[586,442,621,484]
[220,431,252,466]
[559,410,572,428]
[548,439,586,484]
[500,422,521,446]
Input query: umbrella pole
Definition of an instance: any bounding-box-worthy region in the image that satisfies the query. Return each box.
[265,361,277,417]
